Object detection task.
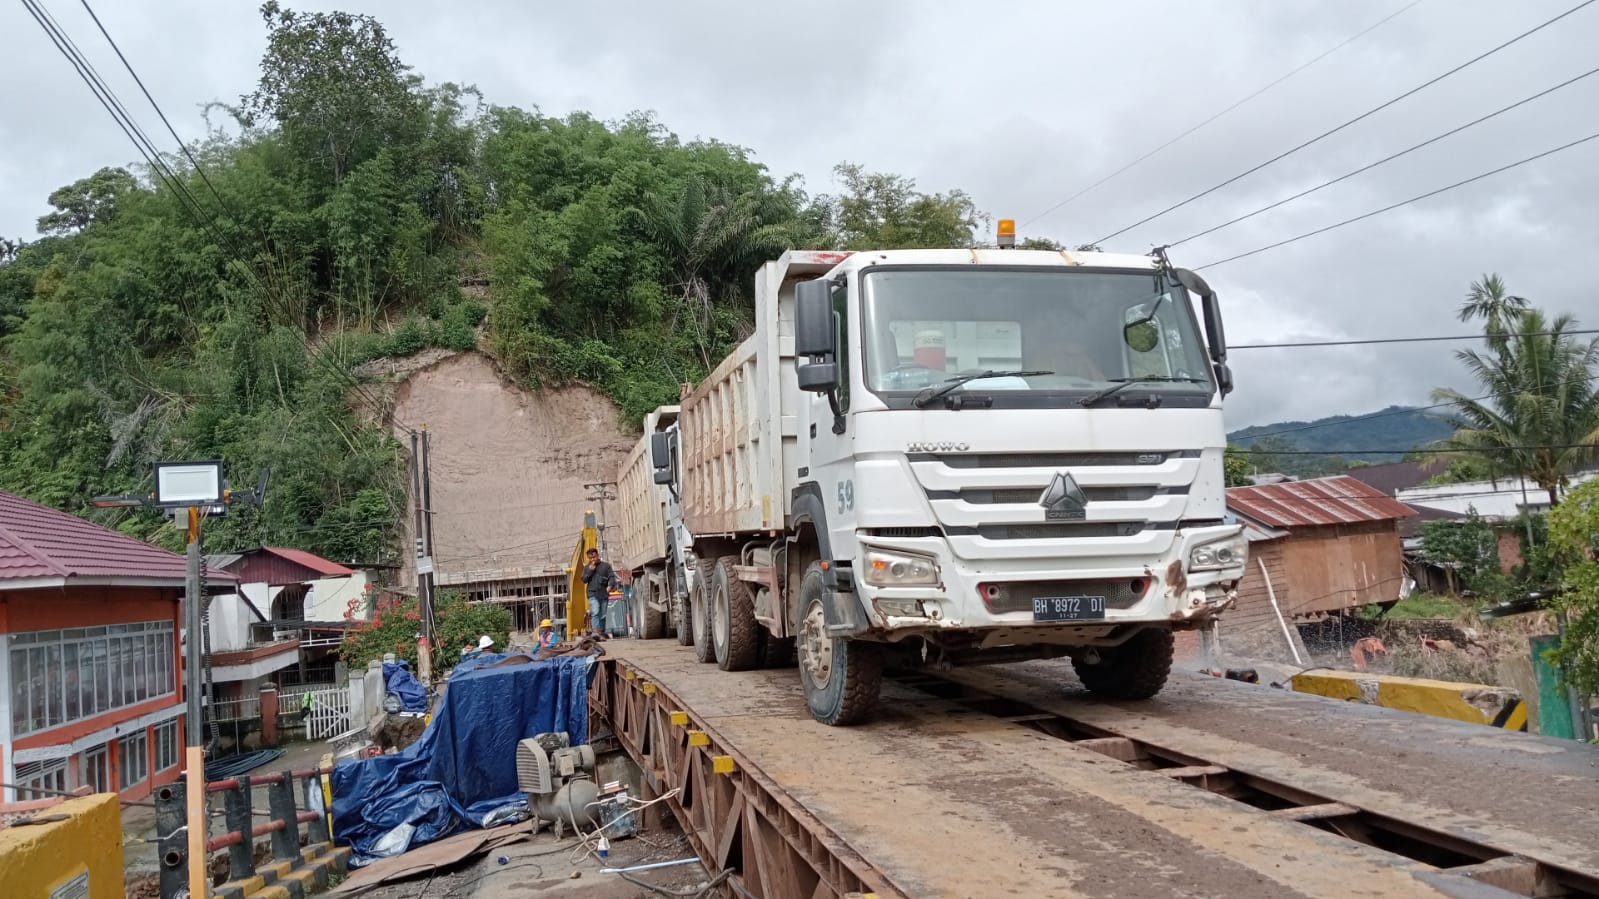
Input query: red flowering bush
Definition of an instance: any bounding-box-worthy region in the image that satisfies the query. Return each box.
[339,589,510,668]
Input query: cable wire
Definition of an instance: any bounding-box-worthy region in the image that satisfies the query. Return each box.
[1020,0,1425,229]
[1197,126,1599,269]
[1228,328,1599,350]
[1171,62,1599,247]
[1093,0,1598,244]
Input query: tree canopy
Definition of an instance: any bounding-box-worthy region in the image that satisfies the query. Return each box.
[0,3,1052,562]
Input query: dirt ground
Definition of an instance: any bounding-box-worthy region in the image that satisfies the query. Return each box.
[388,352,633,583]
[336,825,707,899]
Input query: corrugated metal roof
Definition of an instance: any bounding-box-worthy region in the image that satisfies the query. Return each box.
[1226,475,1416,529]
[260,547,354,578]
[1241,520,1289,543]
[0,489,237,584]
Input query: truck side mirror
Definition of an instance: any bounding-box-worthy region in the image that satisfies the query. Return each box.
[794,278,839,394]
[794,279,835,358]
[1175,267,1232,397]
[650,432,674,484]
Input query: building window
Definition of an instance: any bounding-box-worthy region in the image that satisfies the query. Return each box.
[7,621,176,736]
[84,744,112,793]
[118,730,149,790]
[154,720,180,772]
[11,759,68,802]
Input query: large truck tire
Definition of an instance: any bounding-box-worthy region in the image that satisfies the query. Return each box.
[712,558,761,672]
[673,577,694,647]
[633,578,665,640]
[795,562,882,726]
[761,634,796,669]
[1071,628,1174,700]
[691,559,717,663]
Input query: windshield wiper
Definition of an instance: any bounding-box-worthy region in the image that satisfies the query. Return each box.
[1078,376,1208,408]
[911,370,1053,408]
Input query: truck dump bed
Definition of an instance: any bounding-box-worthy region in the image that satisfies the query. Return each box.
[678,251,849,536]
[616,407,677,573]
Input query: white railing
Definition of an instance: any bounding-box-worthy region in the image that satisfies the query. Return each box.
[209,696,261,722]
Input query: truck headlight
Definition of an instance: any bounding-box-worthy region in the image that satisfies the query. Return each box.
[1189,533,1247,571]
[862,547,941,587]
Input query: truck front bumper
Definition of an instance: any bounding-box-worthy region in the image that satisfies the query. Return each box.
[842,525,1246,643]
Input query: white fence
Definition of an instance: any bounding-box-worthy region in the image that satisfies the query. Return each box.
[303,687,350,740]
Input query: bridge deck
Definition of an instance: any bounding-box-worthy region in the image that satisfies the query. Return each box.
[597,639,1599,899]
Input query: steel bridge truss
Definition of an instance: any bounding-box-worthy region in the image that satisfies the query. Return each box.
[590,658,904,899]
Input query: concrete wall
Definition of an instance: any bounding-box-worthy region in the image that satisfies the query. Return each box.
[208,583,280,652]
[0,793,123,899]
[305,571,373,622]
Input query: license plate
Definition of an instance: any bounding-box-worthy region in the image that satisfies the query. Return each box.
[1032,595,1107,622]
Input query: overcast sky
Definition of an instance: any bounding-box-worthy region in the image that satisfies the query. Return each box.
[3,0,1597,433]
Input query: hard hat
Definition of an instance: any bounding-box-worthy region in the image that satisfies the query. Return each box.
[478,635,494,649]
[540,619,553,628]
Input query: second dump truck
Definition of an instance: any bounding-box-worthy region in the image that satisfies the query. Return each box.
[615,235,1247,725]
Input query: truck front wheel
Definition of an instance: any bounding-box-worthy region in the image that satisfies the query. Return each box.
[634,577,665,640]
[712,558,760,671]
[691,559,717,663]
[1071,628,1174,700]
[796,563,882,726]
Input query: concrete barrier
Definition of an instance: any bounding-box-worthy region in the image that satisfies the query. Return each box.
[1290,669,1528,731]
[0,793,123,898]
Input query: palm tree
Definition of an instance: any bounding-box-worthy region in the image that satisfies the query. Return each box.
[1432,308,1599,506]
[639,176,798,367]
[1457,274,1529,353]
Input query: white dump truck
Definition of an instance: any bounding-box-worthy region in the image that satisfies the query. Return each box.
[616,405,697,646]
[618,234,1247,725]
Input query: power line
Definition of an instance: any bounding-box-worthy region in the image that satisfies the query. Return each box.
[1019,0,1425,229]
[1197,127,1599,269]
[1093,0,1598,245]
[1229,329,1599,350]
[1260,443,1596,455]
[1172,62,1599,248]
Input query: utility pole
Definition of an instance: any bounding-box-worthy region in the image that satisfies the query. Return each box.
[96,462,266,899]
[584,481,617,562]
[414,425,438,682]
[411,429,433,683]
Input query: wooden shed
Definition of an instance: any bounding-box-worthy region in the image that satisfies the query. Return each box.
[1224,476,1416,634]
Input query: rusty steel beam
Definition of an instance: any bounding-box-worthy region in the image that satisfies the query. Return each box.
[590,658,907,899]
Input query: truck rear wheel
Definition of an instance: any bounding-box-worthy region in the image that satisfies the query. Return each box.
[796,562,881,726]
[761,634,796,669]
[691,559,717,663]
[712,558,760,672]
[1071,628,1174,700]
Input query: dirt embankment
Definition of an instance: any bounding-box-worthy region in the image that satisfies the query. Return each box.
[387,352,634,585]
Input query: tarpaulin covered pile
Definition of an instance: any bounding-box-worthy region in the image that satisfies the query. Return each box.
[382,660,428,713]
[331,653,591,863]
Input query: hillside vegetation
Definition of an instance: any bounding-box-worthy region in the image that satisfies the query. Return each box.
[1227,406,1458,478]
[0,4,1005,561]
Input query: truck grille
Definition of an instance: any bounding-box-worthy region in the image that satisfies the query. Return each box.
[959,522,1149,540]
[946,486,1164,504]
[981,578,1152,614]
[923,450,1196,468]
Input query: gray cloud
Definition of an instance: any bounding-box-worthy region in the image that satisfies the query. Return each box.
[4,0,1596,433]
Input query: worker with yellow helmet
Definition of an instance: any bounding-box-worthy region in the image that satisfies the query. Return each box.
[537,618,558,650]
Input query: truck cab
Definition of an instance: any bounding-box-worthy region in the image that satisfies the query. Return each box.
[784,247,1247,722]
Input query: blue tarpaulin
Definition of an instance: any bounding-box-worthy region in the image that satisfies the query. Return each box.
[331,653,591,863]
[382,660,428,713]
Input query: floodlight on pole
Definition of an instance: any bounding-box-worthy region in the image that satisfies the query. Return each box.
[93,460,266,899]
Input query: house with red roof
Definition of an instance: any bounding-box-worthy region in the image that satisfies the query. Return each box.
[0,489,235,802]
[202,548,378,742]
[1224,475,1416,640]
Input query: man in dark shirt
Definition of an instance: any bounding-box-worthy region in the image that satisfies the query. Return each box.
[581,547,619,637]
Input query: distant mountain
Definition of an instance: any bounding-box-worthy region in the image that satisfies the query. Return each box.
[1228,406,1457,474]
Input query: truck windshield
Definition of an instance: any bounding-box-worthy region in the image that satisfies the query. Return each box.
[860,267,1215,407]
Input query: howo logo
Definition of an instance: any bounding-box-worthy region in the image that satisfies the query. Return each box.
[907,441,969,453]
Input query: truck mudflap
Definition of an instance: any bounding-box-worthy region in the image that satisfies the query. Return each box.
[823,585,873,638]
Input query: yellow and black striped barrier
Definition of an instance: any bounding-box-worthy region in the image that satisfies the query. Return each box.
[1290,669,1528,731]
